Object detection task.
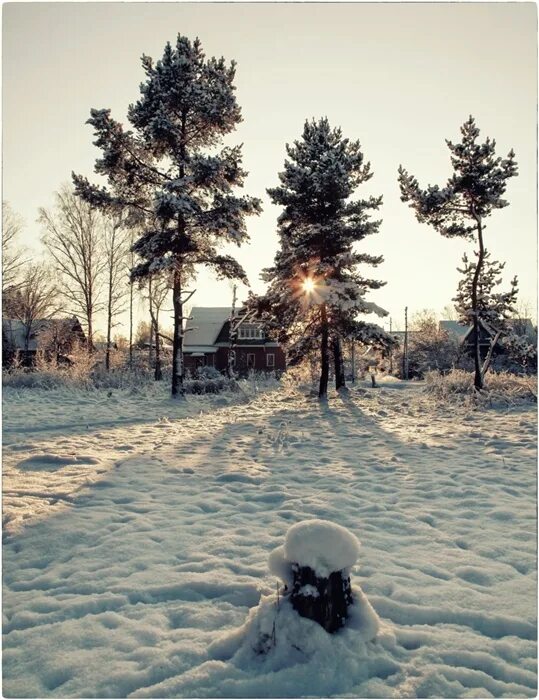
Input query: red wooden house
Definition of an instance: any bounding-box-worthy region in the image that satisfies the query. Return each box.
[183,307,286,376]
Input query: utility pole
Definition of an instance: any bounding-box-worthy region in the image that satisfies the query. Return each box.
[403,306,409,380]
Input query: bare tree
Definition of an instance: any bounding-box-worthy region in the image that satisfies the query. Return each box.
[441,304,458,322]
[128,232,137,369]
[39,186,106,350]
[511,300,537,336]
[8,264,59,353]
[407,309,459,377]
[145,274,171,381]
[2,202,27,307]
[134,321,152,349]
[103,217,130,371]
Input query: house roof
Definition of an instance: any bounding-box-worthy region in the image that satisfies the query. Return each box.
[2,317,82,351]
[183,345,220,354]
[439,320,469,338]
[462,318,496,344]
[183,307,231,348]
[508,318,535,335]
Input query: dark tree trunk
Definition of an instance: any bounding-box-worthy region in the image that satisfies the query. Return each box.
[148,319,154,368]
[171,268,184,398]
[154,311,162,381]
[172,116,188,398]
[290,564,353,634]
[332,336,346,391]
[148,280,155,370]
[472,214,485,390]
[319,304,329,399]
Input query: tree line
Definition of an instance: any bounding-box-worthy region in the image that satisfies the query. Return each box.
[3,34,528,398]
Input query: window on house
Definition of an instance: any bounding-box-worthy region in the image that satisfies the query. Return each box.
[247,353,256,368]
[266,353,275,368]
[238,324,265,340]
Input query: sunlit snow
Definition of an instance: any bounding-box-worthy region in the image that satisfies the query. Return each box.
[2,379,537,698]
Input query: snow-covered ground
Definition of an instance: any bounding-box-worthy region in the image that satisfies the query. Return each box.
[2,379,537,698]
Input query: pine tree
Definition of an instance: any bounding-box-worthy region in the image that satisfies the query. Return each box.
[398,116,518,390]
[252,118,394,399]
[73,35,261,396]
[454,251,518,331]
[453,251,518,375]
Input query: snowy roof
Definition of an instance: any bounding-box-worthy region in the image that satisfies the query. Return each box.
[183,345,219,354]
[439,320,468,338]
[2,317,82,351]
[183,307,231,348]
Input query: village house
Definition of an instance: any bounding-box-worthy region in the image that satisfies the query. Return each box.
[440,318,536,360]
[2,316,86,367]
[182,307,286,376]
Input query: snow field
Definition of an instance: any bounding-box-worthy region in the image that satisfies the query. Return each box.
[2,379,537,697]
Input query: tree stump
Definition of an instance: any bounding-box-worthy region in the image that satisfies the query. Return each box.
[289,563,354,633]
[269,519,362,635]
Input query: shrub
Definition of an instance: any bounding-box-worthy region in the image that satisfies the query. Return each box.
[424,369,537,406]
[195,365,223,380]
[184,377,240,395]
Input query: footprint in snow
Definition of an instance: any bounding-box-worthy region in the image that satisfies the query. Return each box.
[17,454,99,471]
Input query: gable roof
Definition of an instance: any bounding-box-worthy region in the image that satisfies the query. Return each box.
[462,317,496,344]
[2,317,83,351]
[184,307,231,348]
[439,320,469,339]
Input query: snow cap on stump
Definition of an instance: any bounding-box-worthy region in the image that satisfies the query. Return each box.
[284,519,361,578]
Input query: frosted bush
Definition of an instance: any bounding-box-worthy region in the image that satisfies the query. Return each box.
[195,365,222,380]
[184,377,240,395]
[424,369,537,406]
[280,364,314,394]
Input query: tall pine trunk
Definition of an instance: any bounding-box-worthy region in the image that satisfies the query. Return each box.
[332,336,346,391]
[319,304,329,399]
[171,268,184,397]
[148,280,155,371]
[471,214,485,390]
[171,115,187,398]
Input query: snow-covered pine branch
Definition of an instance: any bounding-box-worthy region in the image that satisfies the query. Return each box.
[73,35,261,397]
[398,116,518,390]
[249,117,388,398]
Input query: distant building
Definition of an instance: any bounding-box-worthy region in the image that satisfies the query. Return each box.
[438,320,469,341]
[2,317,86,367]
[182,307,286,375]
[440,318,536,360]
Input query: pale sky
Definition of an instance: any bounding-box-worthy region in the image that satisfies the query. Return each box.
[3,2,537,335]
